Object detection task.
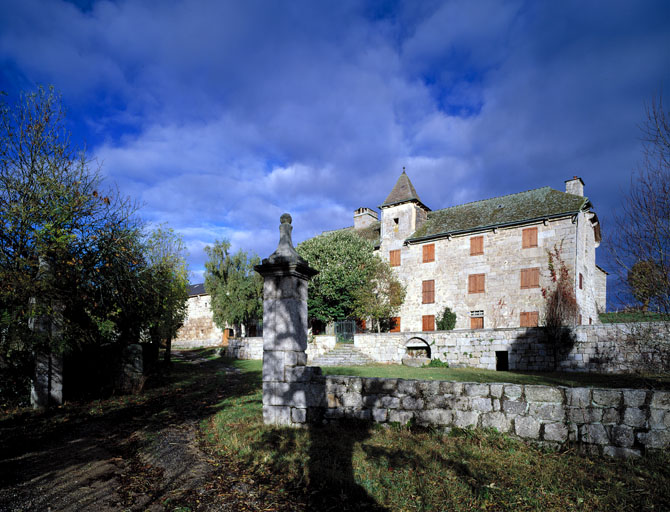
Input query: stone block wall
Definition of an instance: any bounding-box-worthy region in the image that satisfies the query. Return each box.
[173,294,223,348]
[306,335,337,361]
[291,376,670,457]
[226,337,263,359]
[353,322,670,373]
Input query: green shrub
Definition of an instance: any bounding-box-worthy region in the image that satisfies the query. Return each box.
[424,358,449,368]
[436,306,456,330]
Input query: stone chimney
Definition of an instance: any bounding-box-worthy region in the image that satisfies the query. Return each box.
[353,207,379,230]
[565,176,584,196]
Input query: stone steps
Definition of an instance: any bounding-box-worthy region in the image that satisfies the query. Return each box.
[311,344,374,366]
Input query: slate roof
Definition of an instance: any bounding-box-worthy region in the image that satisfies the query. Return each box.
[409,187,590,241]
[380,171,429,210]
[188,283,206,296]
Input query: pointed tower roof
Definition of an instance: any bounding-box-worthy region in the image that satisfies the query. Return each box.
[380,169,430,210]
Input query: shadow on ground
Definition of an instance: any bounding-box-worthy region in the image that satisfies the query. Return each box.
[0,349,261,511]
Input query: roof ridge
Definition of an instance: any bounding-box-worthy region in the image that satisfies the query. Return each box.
[432,186,554,213]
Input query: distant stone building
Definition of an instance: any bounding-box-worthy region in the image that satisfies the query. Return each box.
[336,171,606,331]
[173,284,225,348]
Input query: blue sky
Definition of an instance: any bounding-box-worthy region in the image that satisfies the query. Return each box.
[1,0,669,306]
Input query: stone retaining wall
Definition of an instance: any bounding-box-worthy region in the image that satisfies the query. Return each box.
[290,375,670,457]
[306,335,337,361]
[226,337,263,359]
[354,322,670,373]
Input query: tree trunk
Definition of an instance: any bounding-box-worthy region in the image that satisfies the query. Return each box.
[164,333,172,364]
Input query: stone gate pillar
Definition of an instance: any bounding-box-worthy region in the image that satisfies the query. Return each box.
[255,214,318,425]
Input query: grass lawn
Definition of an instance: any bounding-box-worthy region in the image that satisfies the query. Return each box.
[207,356,670,512]
[321,364,670,390]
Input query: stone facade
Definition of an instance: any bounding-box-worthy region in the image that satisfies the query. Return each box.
[343,172,607,332]
[173,287,224,348]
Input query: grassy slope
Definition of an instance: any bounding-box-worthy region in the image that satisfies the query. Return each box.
[321,364,670,389]
[206,357,670,512]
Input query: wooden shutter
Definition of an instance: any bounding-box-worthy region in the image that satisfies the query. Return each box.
[520,268,540,289]
[422,315,435,331]
[520,312,539,327]
[522,227,538,248]
[579,273,583,289]
[390,249,401,267]
[470,236,484,256]
[468,274,485,293]
[422,280,435,304]
[470,317,484,329]
[390,317,401,332]
[422,243,435,263]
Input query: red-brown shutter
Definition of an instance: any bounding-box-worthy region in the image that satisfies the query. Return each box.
[522,227,538,248]
[521,268,539,289]
[470,317,484,329]
[423,244,435,263]
[422,315,435,331]
[520,312,539,327]
[390,249,401,267]
[469,274,485,293]
[390,317,401,332]
[579,273,583,289]
[470,236,484,256]
[422,280,435,304]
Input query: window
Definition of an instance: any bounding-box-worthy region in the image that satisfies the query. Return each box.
[470,317,484,329]
[390,317,401,332]
[579,273,583,289]
[470,236,484,256]
[520,267,540,289]
[468,273,485,294]
[389,249,401,267]
[522,227,538,248]
[422,280,435,304]
[422,243,435,263]
[422,315,435,331]
[520,311,539,327]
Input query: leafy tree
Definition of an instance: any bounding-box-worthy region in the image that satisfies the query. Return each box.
[352,257,405,332]
[0,87,190,403]
[436,306,457,330]
[297,230,377,325]
[542,244,578,370]
[611,95,670,312]
[144,225,189,364]
[0,86,142,360]
[627,259,666,312]
[204,240,263,337]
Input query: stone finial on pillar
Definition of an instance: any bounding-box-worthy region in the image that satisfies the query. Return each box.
[255,214,319,426]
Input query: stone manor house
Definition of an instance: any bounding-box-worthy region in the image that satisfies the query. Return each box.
[175,171,607,345]
[339,171,606,332]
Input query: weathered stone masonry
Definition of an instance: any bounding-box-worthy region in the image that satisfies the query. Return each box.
[256,216,669,456]
[256,213,320,426]
[305,377,670,457]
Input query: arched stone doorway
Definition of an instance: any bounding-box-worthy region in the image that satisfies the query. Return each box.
[402,337,431,366]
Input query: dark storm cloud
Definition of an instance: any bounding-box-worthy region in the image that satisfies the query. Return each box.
[1,0,668,292]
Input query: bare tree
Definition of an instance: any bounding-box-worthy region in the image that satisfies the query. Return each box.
[611,95,670,313]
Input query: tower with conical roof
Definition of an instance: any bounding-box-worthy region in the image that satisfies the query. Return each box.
[379,169,430,250]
